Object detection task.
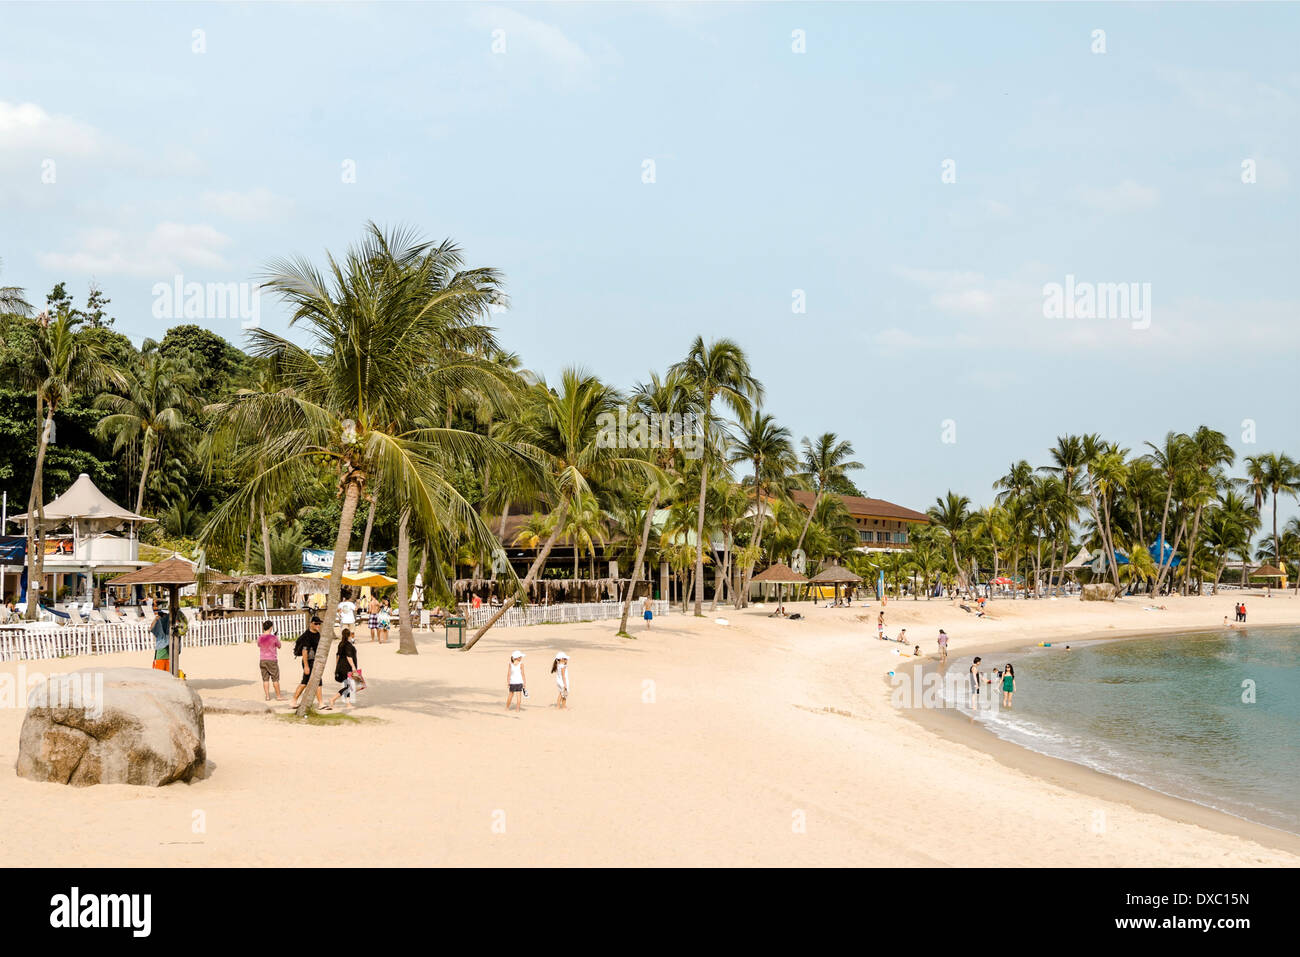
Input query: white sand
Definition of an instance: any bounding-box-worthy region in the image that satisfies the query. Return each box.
[0,592,1297,866]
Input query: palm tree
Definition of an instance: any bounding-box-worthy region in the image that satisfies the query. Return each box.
[1178,426,1235,595]
[465,369,658,648]
[201,223,529,711]
[617,371,690,634]
[729,405,794,608]
[927,492,971,591]
[1239,453,1300,575]
[0,259,32,316]
[670,337,763,616]
[16,311,123,618]
[95,341,198,515]
[792,432,863,555]
[1144,431,1190,593]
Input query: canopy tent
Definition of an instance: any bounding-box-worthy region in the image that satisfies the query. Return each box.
[807,563,862,605]
[10,472,154,534]
[106,557,233,677]
[751,562,810,611]
[1063,546,1093,571]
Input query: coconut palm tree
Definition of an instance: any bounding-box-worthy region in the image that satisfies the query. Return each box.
[617,371,691,634]
[16,311,124,618]
[201,223,532,710]
[1178,426,1235,595]
[729,405,794,608]
[792,432,863,555]
[1238,453,1300,576]
[465,368,659,648]
[95,341,198,515]
[1143,432,1191,593]
[670,337,763,616]
[0,259,32,316]
[927,491,972,591]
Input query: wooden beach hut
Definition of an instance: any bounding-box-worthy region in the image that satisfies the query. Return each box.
[808,563,863,606]
[750,562,810,612]
[107,557,233,676]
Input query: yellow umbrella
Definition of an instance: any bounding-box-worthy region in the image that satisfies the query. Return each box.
[301,570,396,587]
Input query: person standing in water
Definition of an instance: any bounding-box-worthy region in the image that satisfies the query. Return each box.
[506,651,527,712]
[1001,663,1015,708]
[552,652,570,710]
[969,656,982,707]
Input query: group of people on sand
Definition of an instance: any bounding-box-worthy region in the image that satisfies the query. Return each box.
[968,656,1017,708]
[336,593,393,643]
[257,616,364,711]
[1230,601,1248,624]
[505,649,571,712]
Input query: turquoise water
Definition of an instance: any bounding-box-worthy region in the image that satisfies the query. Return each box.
[952,627,1300,835]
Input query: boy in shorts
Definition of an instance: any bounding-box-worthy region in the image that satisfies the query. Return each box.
[257,619,283,700]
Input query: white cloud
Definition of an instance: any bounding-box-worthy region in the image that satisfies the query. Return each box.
[1077,180,1160,214]
[38,222,232,278]
[471,6,613,86]
[0,99,105,157]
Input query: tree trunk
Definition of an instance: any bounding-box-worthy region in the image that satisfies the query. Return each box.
[794,490,819,555]
[359,489,378,562]
[692,459,709,616]
[397,509,416,654]
[618,492,658,635]
[296,477,363,716]
[24,409,53,620]
[134,430,154,516]
[740,489,769,609]
[260,505,273,576]
[464,499,570,650]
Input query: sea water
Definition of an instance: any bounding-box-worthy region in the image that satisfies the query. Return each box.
[952,626,1300,835]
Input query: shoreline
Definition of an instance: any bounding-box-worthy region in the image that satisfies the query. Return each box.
[893,622,1300,857]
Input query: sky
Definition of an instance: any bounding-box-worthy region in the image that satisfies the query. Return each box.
[2,1,1297,522]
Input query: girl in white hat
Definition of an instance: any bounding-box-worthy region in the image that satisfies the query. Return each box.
[552,652,570,710]
[506,651,526,712]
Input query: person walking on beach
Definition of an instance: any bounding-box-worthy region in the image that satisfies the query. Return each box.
[365,595,379,641]
[257,619,283,701]
[969,656,982,706]
[1240,602,1247,623]
[1001,663,1015,709]
[291,616,324,709]
[506,650,527,712]
[643,596,654,630]
[877,610,885,639]
[326,628,359,710]
[937,629,949,663]
[338,593,357,635]
[377,598,391,644]
[552,652,570,710]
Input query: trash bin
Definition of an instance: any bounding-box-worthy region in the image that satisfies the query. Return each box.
[445,616,466,649]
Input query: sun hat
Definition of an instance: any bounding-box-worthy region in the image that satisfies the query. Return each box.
[511,650,524,659]
[555,651,568,659]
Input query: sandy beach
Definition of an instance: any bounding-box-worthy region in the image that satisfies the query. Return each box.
[1,593,1298,867]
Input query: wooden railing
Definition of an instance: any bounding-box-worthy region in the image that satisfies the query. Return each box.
[0,612,307,663]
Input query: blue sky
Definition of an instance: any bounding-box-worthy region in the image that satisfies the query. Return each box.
[2,2,1297,520]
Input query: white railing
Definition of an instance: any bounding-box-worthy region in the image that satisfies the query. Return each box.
[0,612,307,663]
[457,600,670,630]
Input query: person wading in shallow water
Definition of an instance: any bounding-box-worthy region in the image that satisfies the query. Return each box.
[969,656,982,707]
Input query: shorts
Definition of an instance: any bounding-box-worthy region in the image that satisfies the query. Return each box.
[509,683,524,693]
[259,660,280,681]
[644,611,653,621]
[300,665,316,686]
[368,614,379,629]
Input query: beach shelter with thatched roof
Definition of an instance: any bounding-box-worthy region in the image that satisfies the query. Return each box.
[107,557,233,677]
[750,562,809,611]
[1248,564,1288,588]
[808,563,862,605]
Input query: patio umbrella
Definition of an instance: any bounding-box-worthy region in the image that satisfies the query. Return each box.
[107,557,233,677]
[807,563,862,605]
[751,562,810,611]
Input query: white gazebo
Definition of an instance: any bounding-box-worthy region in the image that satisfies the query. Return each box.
[4,473,154,606]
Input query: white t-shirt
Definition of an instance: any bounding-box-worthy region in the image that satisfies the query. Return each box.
[338,601,356,625]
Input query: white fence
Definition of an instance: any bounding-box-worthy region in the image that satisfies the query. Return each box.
[459,600,670,630]
[0,612,307,663]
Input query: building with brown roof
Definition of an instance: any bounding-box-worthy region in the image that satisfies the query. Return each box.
[788,490,929,552]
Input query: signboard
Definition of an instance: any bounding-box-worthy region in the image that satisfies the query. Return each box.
[0,536,25,564]
[301,549,388,574]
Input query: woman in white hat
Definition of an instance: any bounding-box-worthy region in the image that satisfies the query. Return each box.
[506,651,527,712]
[552,652,570,710]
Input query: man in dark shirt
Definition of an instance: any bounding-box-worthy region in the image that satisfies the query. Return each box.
[290,616,324,709]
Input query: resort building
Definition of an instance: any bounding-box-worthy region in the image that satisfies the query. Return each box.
[788,490,929,552]
[1,473,152,605]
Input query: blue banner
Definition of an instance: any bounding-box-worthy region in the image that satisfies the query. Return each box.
[301,548,388,574]
[0,537,25,564]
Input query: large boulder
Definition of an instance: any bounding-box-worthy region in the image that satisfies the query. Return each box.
[1080,583,1118,602]
[17,667,206,787]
